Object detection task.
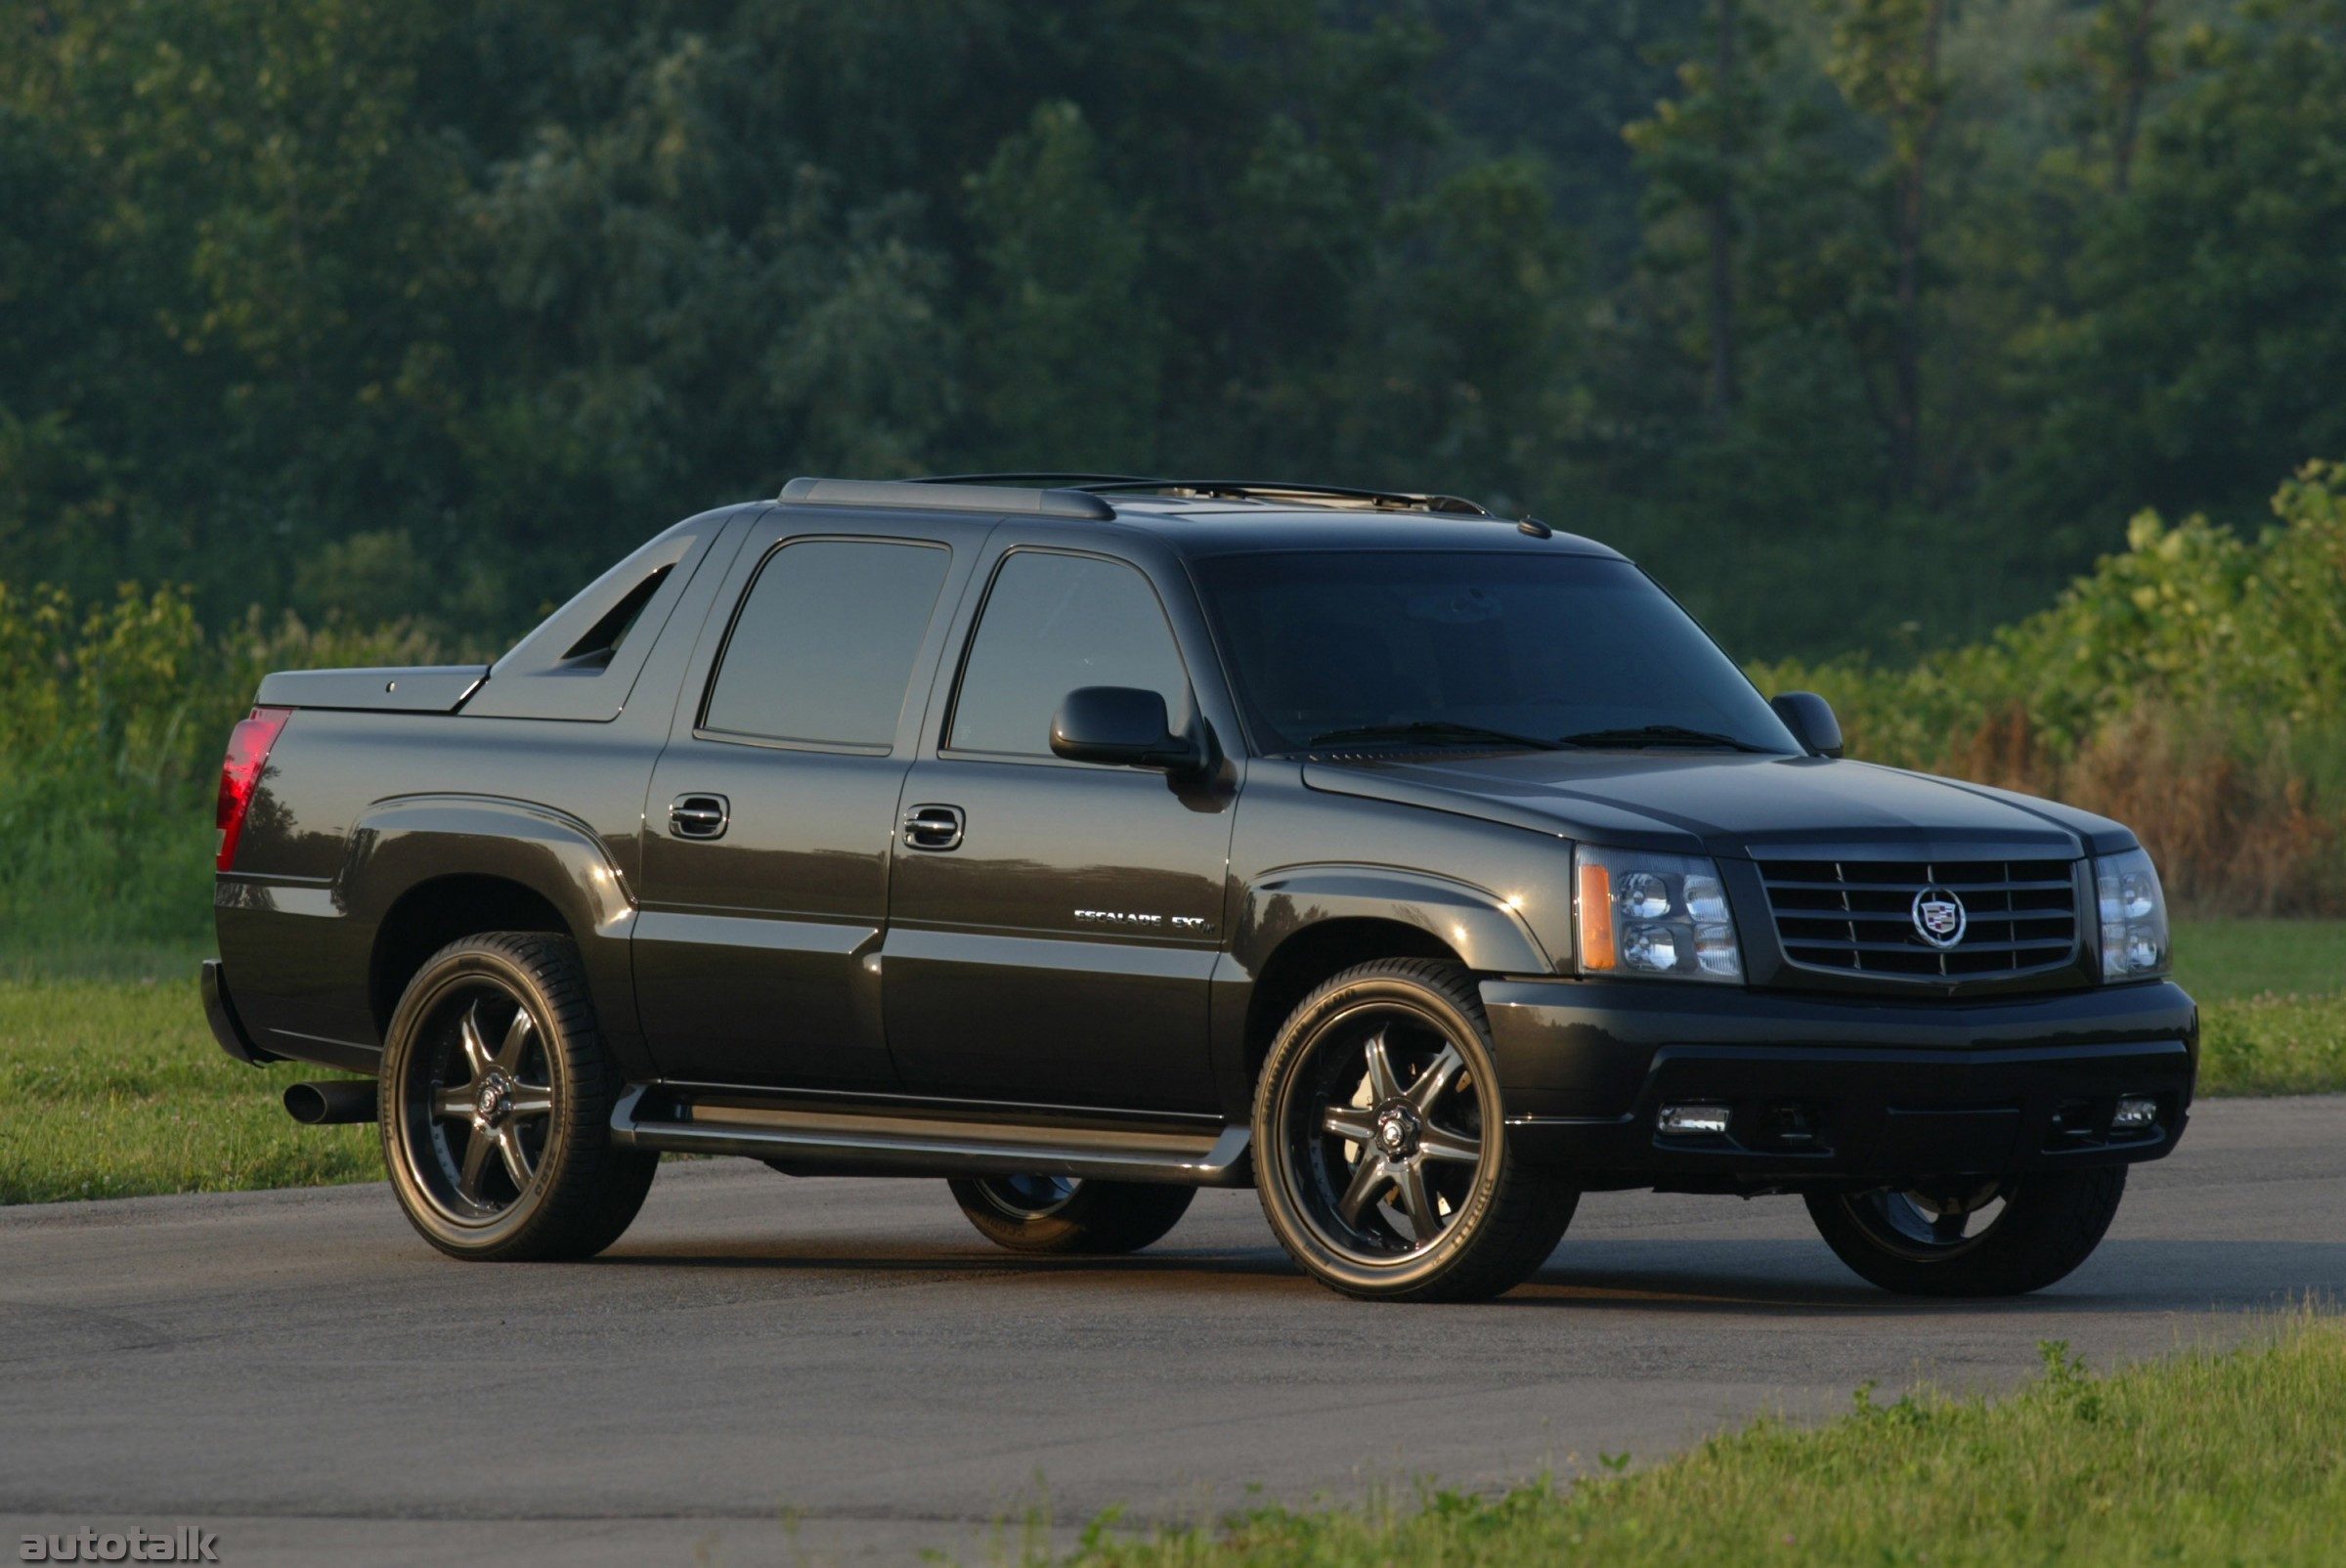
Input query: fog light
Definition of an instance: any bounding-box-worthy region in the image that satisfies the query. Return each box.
[2111,1096,2158,1131]
[1658,1103,1731,1137]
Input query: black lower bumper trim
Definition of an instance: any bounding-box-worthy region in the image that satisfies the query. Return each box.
[200,959,277,1067]
[1503,1037,2192,1182]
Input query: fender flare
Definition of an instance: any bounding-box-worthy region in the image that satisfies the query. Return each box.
[339,795,636,936]
[339,796,641,1067]
[1209,865,1557,1119]
[1230,864,1555,980]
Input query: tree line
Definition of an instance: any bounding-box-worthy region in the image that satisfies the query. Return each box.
[2,0,2340,659]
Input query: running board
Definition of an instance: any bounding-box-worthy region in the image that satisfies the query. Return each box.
[609,1087,1253,1188]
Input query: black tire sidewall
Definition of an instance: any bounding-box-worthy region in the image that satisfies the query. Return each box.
[378,935,636,1260]
[946,1176,1195,1255]
[1805,1166,2128,1297]
[1252,963,1520,1299]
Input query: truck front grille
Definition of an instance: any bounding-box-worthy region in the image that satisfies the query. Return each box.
[1756,856,2080,982]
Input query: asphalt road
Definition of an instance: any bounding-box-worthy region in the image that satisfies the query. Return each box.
[3,1096,2341,1567]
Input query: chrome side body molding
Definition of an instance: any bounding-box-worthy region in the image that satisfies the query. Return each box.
[610,1086,1254,1188]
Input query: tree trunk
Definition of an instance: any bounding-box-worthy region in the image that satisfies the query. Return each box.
[2112,0,2156,195]
[1706,0,1740,429]
[1889,0,1947,501]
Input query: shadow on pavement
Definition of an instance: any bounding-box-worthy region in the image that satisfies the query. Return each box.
[587,1234,2346,1315]
[1518,1237,2346,1316]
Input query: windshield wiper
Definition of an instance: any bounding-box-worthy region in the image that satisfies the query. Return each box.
[1556,723,1773,753]
[1304,720,1564,753]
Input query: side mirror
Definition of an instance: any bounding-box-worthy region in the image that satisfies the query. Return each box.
[1050,686,1202,772]
[1771,691,1846,759]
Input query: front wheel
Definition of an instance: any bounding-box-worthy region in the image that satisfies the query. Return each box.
[379,934,657,1261]
[1804,1167,2126,1296]
[1252,959,1578,1302]
[946,1174,1195,1254]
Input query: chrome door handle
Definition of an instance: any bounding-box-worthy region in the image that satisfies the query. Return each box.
[669,794,730,840]
[902,804,965,851]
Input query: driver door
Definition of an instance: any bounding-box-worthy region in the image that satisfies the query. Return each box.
[882,544,1237,1113]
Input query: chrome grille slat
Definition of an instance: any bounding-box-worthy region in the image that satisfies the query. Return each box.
[1756,855,2081,984]
[1781,936,2075,956]
[1773,906,2073,923]
[1761,877,2075,893]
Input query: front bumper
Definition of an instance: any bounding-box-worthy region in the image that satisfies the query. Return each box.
[1482,977,2196,1186]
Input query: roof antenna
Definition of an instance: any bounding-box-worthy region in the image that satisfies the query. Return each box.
[1517,516,1553,539]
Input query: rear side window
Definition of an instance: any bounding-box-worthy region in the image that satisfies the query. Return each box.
[703,539,951,750]
[559,564,673,670]
[948,550,1188,757]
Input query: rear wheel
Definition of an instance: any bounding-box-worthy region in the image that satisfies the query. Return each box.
[1252,959,1578,1302]
[1804,1167,2126,1296]
[947,1174,1195,1254]
[379,934,657,1261]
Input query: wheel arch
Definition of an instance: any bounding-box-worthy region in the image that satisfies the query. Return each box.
[1213,866,1555,1116]
[368,875,573,1037]
[343,796,638,1053]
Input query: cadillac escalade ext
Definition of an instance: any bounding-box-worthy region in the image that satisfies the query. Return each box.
[201,475,2197,1302]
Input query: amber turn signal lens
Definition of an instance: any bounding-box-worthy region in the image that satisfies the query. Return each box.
[1578,861,1616,971]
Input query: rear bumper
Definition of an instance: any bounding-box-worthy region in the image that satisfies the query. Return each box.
[1482,977,2196,1186]
[200,959,277,1067]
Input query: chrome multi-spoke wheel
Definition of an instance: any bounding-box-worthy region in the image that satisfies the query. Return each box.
[1846,1182,2009,1259]
[946,1172,1195,1255]
[1300,1023,1485,1257]
[379,934,657,1261]
[411,992,557,1221]
[968,1172,1081,1222]
[1255,959,1577,1302]
[1805,1167,2127,1296]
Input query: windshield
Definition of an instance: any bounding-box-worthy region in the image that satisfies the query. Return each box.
[1192,550,1801,756]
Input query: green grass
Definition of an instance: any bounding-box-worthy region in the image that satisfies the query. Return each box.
[1036,1315,2346,1567]
[2197,992,2346,1096]
[2175,919,2346,1095]
[2173,918,2346,1003]
[0,967,377,1204]
[0,918,2338,1208]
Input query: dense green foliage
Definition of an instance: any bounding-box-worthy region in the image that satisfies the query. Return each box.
[5,0,2344,657]
[1040,1318,2346,1566]
[0,580,441,945]
[1758,463,2346,910]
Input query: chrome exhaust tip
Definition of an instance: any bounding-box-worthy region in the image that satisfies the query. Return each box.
[283,1079,379,1125]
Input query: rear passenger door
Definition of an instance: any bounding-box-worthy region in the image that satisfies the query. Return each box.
[882,539,1238,1113]
[632,515,985,1090]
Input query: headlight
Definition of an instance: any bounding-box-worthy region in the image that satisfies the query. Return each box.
[2094,847,2171,980]
[1575,846,1743,983]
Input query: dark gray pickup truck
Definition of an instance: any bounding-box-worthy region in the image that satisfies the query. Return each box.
[203,475,2196,1302]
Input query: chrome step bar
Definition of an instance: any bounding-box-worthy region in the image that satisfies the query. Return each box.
[610,1087,1253,1188]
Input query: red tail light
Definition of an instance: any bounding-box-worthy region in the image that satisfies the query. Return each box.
[217,707,291,871]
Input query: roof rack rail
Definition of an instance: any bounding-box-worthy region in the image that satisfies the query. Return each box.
[914,472,1165,488]
[920,473,1492,516]
[779,476,1114,520]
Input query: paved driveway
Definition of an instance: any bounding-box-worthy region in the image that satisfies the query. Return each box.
[2,1097,2338,1565]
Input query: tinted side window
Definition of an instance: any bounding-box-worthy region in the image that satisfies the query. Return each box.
[949,552,1188,757]
[703,540,951,749]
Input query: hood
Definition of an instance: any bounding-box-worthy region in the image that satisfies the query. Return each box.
[1301,752,2137,862]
